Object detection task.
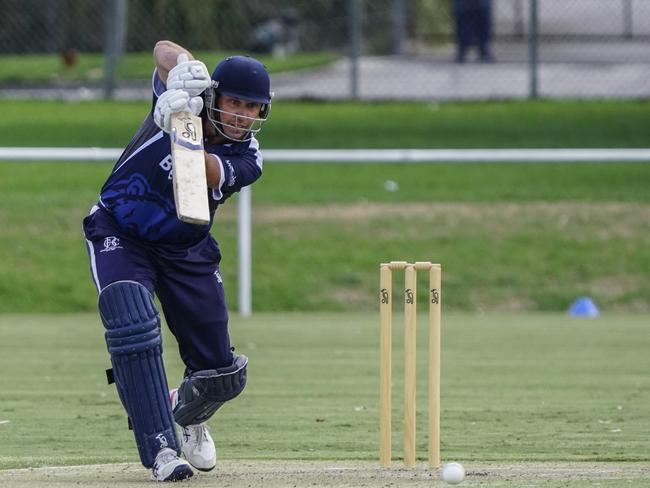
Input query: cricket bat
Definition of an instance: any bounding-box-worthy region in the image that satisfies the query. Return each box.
[170,111,210,225]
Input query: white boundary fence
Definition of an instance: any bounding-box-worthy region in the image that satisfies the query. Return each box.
[3,147,650,162]
[2,147,650,316]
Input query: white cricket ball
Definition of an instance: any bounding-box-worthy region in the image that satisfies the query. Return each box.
[441,462,465,485]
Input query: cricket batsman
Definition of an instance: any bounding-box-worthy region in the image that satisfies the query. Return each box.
[82,40,272,481]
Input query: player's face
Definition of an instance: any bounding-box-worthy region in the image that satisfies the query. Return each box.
[215,96,263,140]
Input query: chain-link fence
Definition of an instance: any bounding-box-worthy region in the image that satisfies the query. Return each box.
[1,0,649,100]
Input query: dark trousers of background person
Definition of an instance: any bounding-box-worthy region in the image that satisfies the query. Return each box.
[453,0,493,62]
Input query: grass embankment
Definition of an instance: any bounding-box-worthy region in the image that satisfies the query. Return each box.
[0,51,339,84]
[0,100,649,312]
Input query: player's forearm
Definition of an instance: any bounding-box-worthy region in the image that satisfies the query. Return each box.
[204,152,222,188]
[154,40,193,85]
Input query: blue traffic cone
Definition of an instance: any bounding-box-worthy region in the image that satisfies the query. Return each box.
[568,297,600,317]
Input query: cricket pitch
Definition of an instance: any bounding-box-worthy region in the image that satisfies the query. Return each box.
[1,461,649,488]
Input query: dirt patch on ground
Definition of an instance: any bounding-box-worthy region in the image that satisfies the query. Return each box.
[2,461,649,488]
[217,202,650,226]
[218,202,650,243]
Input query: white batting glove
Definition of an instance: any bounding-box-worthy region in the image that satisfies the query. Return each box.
[166,53,211,97]
[153,89,204,133]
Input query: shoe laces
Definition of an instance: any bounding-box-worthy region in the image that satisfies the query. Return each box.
[183,424,206,444]
[155,448,178,467]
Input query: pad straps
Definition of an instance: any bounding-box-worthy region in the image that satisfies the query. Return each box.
[173,355,248,426]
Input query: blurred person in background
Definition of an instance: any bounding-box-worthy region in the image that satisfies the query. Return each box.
[453,0,494,63]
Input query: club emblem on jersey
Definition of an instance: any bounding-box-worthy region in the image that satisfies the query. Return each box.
[100,236,123,253]
[104,174,176,240]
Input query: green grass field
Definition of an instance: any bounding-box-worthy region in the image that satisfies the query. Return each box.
[1,98,649,486]
[0,312,648,486]
[2,99,650,148]
[1,99,649,313]
[1,161,650,313]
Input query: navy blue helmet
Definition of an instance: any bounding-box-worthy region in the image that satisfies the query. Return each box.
[204,55,272,141]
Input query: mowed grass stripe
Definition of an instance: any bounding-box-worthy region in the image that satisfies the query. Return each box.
[3,161,650,204]
[1,100,650,148]
[0,313,647,470]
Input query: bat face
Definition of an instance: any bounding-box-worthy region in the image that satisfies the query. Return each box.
[170,112,210,225]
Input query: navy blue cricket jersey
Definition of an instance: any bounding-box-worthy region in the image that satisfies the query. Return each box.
[95,70,263,245]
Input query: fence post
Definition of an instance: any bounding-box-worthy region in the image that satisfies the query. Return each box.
[393,0,407,55]
[513,0,525,38]
[238,185,252,316]
[622,0,633,38]
[104,0,128,99]
[349,0,362,100]
[528,0,539,99]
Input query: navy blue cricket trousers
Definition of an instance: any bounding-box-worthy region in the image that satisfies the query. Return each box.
[83,207,233,372]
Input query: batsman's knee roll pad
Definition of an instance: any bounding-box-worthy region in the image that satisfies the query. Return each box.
[99,281,179,468]
[173,355,248,427]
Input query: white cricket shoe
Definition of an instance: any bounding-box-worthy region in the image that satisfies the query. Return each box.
[180,423,217,471]
[151,447,193,482]
[170,388,217,472]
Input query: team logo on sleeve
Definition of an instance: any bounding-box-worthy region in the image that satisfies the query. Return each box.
[100,236,123,253]
[225,160,236,187]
